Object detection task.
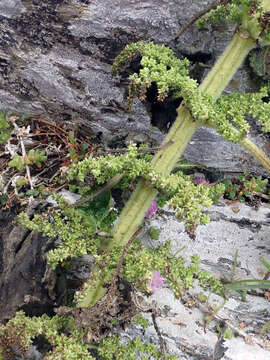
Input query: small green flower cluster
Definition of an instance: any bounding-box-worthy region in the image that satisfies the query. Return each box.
[68,144,214,230]
[75,239,223,306]
[18,195,99,269]
[196,0,270,45]
[211,87,270,142]
[112,42,270,143]
[0,310,180,359]
[112,40,217,121]
[196,3,243,28]
[19,144,227,272]
[67,143,153,184]
[98,334,178,360]
[195,0,264,29]
[135,315,150,330]
[112,41,190,105]
[0,311,93,360]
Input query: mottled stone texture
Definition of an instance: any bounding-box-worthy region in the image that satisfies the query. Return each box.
[0,203,66,323]
[0,0,269,173]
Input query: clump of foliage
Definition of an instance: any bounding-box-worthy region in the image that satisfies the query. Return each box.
[222,172,268,201]
[98,335,178,360]
[66,143,214,231]
[195,0,270,45]
[18,194,106,269]
[0,311,93,360]
[74,240,223,306]
[0,312,178,360]
[148,226,161,240]
[135,315,150,330]
[112,41,190,106]
[8,149,47,171]
[195,1,246,29]
[19,191,223,302]
[113,42,270,143]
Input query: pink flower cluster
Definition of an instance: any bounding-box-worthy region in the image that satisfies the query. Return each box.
[145,200,157,217]
[148,270,166,293]
[194,177,206,185]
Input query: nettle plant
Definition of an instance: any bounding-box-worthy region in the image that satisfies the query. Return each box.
[2,0,270,358]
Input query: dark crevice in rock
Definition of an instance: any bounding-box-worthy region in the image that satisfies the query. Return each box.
[150,95,181,132]
[32,335,53,356]
[14,229,31,254]
[144,83,181,132]
[180,50,212,64]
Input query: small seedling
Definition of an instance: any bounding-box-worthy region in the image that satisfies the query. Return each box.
[148,226,161,240]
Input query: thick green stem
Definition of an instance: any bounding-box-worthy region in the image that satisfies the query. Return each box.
[113,32,256,248]
[113,106,199,247]
[240,137,270,174]
[78,16,270,308]
[199,31,255,96]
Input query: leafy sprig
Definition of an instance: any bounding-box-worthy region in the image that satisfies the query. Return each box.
[67,143,213,230]
[113,41,270,143]
[8,149,47,171]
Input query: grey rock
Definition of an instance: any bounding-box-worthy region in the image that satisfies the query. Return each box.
[0,0,268,174]
[184,127,270,176]
[47,188,81,205]
[64,254,94,281]
[0,202,66,323]
[122,201,270,359]
[0,0,26,19]
[24,346,43,360]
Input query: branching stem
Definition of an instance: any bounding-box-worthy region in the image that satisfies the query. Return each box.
[78,3,270,308]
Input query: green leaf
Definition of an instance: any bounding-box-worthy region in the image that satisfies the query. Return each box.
[26,149,47,167]
[229,190,236,199]
[224,327,233,340]
[8,154,25,171]
[68,131,77,145]
[16,176,28,187]
[0,193,8,206]
[78,191,112,224]
[225,279,270,291]
[26,189,40,197]
[148,226,161,240]
[0,111,11,144]
[0,130,11,144]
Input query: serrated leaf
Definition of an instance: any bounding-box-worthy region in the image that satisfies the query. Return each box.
[27,149,47,167]
[78,191,112,224]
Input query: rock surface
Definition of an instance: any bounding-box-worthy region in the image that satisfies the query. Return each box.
[120,200,270,359]
[0,0,269,174]
[0,202,66,323]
